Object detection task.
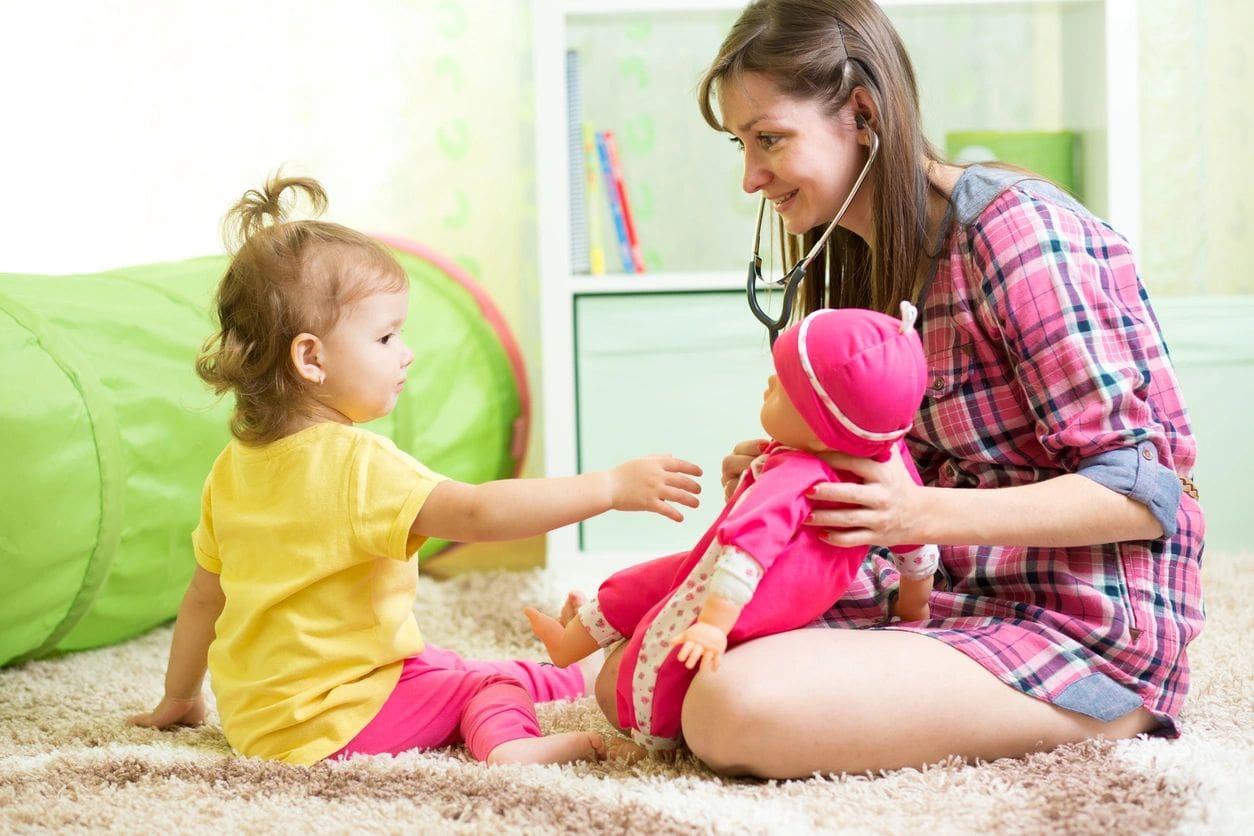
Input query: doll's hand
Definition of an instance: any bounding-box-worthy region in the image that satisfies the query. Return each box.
[806,444,925,547]
[721,439,769,501]
[128,694,206,730]
[608,455,702,522]
[671,622,728,672]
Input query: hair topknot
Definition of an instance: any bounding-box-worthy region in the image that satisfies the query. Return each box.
[199,171,408,445]
[223,173,329,252]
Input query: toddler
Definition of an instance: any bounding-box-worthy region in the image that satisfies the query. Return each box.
[526,305,938,756]
[129,174,702,766]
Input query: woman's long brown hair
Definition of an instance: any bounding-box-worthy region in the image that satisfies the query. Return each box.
[698,0,946,317]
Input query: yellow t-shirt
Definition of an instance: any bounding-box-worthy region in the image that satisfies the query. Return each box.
[193,422,445,765]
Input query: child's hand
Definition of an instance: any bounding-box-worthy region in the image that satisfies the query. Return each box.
[128,694,207,730]
[671,622,728,671]
[608,455,702,522]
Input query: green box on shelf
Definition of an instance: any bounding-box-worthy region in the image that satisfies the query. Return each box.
[946,130,1080,200]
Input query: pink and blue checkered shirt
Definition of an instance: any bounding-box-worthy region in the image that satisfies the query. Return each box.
[822,166,1205,734]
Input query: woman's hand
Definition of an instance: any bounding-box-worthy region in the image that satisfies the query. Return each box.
[806,444,925,547]
[608,455,703,522]
[128,694,207,730]
[721,438,769,501]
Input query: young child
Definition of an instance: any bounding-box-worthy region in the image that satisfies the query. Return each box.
[526,304,938,756]
[128,174,703,767]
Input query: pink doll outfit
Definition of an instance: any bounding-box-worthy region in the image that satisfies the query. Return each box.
[578,306,936,751]
[328,644,585,761]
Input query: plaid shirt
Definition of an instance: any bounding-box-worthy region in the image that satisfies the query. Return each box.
[822,167,1205,734]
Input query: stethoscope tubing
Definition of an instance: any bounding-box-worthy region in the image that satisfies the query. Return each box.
[748,128,881,344]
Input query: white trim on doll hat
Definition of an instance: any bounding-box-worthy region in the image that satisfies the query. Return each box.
[795,301,919,443]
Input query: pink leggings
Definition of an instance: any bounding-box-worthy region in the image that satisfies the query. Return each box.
[328,644,585,761]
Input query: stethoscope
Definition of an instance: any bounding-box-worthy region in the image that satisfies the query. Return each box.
[747,125,880,345]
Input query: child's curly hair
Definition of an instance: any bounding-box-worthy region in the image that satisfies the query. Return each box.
[197,173,407,445]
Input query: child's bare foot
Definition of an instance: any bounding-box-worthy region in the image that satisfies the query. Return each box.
[486,732,606,766]
[606,736,648,764]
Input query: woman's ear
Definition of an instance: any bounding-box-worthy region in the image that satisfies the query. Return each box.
[848,87,879,142]
[291,333,326,384]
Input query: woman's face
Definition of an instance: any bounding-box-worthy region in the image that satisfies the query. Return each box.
[719,72,872,238]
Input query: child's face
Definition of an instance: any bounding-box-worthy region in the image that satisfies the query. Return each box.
[316,288,413,425]
[760,373,823,451]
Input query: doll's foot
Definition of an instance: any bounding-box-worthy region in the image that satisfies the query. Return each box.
[525,607,579,668]
[486,731,606,766]
[559,591,586,626]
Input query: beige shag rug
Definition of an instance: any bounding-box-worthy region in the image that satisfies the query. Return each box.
[2,555,1251,835]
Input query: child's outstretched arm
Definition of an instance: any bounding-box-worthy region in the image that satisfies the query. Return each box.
[128,566,224,730]
[412,454,702,542]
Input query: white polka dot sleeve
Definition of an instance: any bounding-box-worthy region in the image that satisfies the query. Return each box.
[890,544,940,581]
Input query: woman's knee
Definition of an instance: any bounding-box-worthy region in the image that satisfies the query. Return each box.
[681,666,768,775]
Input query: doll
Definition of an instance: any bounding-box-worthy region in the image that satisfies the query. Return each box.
[526,303,938,755]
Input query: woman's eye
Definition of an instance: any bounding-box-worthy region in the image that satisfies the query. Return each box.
[729,136,745,152]
[757,134,779,150]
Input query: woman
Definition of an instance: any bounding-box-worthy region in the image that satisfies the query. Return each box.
[591,0,1204,779]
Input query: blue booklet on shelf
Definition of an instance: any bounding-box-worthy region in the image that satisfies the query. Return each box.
[566,50,590,274]
[594,130,635,274]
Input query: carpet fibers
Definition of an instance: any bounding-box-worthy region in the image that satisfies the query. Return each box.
[2,556,1250,834]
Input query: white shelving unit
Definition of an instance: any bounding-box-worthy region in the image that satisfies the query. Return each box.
[533,0,1139,575]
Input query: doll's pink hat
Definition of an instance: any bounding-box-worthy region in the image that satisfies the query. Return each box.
[772,303,927,458]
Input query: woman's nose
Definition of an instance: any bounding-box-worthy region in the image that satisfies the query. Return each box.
[742,151,770,195]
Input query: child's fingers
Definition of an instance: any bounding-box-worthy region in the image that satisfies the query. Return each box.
[662,456,703,477]
[664,488,700,509]
[653,501,684,522]
[666,474,702,495]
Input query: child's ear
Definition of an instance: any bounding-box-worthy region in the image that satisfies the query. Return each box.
[291,333,326,384]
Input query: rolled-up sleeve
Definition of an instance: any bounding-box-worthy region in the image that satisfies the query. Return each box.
[968,191,1184,535]
[1078,441,1181,536]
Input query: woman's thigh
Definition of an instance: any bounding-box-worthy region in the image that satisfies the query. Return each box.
[678,628,1158,779]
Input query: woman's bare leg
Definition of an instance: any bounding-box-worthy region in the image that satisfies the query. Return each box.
[595,640,628,731]
[680,629,1159,779]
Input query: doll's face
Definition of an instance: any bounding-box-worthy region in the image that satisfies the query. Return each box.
[760,373,824,451]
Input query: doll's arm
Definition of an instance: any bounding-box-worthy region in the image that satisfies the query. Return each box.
[670,546,762,671]
[671,591,744,672]
[412,455,701,542]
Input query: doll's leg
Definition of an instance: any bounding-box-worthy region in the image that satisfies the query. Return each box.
[525,551,693,667]
[524,606,603,668]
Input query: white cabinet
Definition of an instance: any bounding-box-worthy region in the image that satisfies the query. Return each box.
[533,0,1139,573]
